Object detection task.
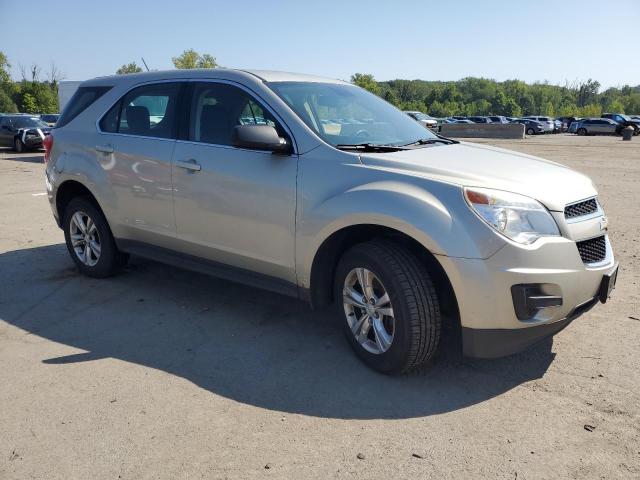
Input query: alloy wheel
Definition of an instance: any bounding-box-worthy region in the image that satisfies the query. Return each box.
[342,267,395,354]
[69,211,101,267]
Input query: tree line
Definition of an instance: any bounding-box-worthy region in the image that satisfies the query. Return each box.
[351,73,640,118]
[2,49,637,117]
[0,49,219,114]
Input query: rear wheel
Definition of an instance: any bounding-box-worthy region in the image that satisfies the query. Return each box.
[577,128,587,136]
[63,197,128,277]
[334,240,441,374]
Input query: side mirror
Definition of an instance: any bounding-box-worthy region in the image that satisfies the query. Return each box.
[232,124,291,154]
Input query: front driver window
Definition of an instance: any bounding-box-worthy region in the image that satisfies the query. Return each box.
[189,83,285,146]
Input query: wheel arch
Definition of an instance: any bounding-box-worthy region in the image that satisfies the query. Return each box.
[308,224,460,330]
[55,179,106,224]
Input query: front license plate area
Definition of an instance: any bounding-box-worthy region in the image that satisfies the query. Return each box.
[598,265,618,303]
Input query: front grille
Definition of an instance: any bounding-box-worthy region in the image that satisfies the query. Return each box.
[565,198,598,219]
[576,235,606,264]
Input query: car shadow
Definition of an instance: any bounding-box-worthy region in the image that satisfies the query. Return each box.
[0,147,44,163]
[0,244,555,419]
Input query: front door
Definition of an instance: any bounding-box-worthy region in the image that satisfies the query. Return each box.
[171,81,298,284]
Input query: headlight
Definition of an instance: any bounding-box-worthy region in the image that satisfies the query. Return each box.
[464,187,560,244]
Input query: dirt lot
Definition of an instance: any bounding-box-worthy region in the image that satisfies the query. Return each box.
[0,134,638,479]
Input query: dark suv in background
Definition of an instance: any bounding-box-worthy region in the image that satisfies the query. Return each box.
[601,113,640,135]
[0,114,52,152]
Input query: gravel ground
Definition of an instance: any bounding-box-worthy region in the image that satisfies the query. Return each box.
[0,134,638,479]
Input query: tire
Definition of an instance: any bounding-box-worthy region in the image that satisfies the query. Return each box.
[63,196,128,278]
[13,138,24,153]
[334,240,441,374]
[526,128,535,135]
[577,128,587,136]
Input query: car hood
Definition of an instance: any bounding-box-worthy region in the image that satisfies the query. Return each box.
[360,142,597,211]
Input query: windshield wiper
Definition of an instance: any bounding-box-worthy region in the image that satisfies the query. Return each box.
[401,136,459,147]
[335,143,409,152]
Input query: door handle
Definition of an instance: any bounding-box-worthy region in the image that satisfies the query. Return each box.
[95,145,114,154]
[175,159,201,172]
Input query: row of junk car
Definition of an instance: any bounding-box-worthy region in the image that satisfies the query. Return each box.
[404,111,640,136]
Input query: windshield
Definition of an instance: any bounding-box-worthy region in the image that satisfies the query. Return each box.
[14,117,49,129]
[267,82,437,147]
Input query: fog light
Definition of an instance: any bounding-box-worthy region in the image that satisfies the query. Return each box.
[511,284,563,321]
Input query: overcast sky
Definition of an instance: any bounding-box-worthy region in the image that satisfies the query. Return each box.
[1,0,638,89]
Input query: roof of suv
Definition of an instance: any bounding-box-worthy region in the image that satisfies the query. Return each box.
[82,69,348,87]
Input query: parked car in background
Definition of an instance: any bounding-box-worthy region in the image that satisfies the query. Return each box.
[44,69,618,374]
[523,116,554,133]
[567,119,583,134]
[40,114,60,127]
[452,118,474,124]
[468,116,493,123]
[404,111,438,130]
[553,119,566,133]
[558,116,580,129]
[601,113,640,135]
[487,116,509,124]
[629,115,640,121]
[510,118,545,135]
[574,118,619,136]
[0,114,52,152]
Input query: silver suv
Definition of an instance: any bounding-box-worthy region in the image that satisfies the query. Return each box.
[45,70,618,374]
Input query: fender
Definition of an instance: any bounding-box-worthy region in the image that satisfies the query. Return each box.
[296,178,506,290]
[48,138,119,231]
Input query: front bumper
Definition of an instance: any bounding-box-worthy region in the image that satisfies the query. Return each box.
[23,135,44,148]
[437,233,617,358]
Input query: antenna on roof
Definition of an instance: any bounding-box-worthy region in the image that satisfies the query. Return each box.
[141,57,150,72]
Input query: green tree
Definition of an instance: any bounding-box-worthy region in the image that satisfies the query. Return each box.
[0,51,11,85]
[0,89,18,112]
[350,73,380,95]
[116,62,143,74]
[172,49,218,69]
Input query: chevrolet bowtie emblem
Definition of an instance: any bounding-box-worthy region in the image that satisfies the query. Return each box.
[600,216,609,231]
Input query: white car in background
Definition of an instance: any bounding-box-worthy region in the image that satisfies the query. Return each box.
[523,116,555,133]
[404,111,438,130]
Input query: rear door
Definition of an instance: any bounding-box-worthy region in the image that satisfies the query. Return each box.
[97,82,185,247]
[171,81,298,284]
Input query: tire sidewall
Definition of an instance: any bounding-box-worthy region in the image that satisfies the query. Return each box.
[14,138,24,153]
[526,128,534,135]
[334,247,415,373]
[63,197,118,277]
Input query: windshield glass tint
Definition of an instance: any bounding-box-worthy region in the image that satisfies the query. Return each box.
[267,82,437,146]
[14,117,48,128]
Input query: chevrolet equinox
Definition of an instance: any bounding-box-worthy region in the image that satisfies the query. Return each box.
[44,70,618,373]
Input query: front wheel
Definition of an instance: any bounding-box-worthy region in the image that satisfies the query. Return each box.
[526,128,535,135]
[577,128,587,136]
[63,197,128,278]
[13,138,24,153]
[335,240,441,374]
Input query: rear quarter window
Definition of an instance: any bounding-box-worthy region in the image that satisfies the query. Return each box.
[57,86,112,128]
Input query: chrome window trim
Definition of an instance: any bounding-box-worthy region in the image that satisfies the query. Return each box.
[95,78,298,155]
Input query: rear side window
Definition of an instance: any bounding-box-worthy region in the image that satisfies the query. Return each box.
[57,86,112,128]
[99,83,182,139]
